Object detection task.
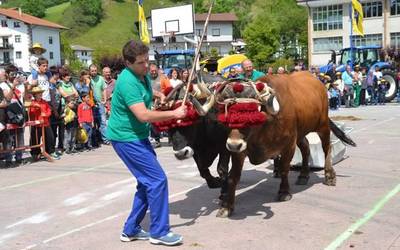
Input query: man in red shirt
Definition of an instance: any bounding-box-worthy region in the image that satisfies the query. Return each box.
[29,86,60,161]
[78,92,94,150]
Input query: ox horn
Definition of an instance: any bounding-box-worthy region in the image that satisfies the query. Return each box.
[190,82,215,116]
[265,95,280,115]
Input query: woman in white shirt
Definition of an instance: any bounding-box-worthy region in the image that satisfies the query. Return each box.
[168,68,183,88]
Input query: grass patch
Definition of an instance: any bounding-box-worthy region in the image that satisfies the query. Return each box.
[44,2,71,24]
[70,0,174,55]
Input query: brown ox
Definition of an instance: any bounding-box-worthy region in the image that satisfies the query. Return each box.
[217,71,356,217]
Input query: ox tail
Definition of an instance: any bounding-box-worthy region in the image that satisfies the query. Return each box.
[329,119,357,147]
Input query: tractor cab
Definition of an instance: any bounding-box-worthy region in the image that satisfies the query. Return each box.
[155,49,195,76]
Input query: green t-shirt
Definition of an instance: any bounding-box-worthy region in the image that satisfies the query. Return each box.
[239,70,265,81]
[57,80,75,106]
[91,75,106,102]
[107,68,153,142]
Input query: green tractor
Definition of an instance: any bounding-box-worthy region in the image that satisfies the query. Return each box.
[321,45,398,102]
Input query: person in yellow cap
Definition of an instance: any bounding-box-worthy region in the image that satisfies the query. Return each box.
[29,43,50,81]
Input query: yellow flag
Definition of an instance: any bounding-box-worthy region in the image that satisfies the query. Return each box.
[352,0,364,36]
[138,0,150,45]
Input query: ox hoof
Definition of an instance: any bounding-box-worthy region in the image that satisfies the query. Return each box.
[295,176,310,185]
[216,208,231,218]
[206,177,222,189]
[277,192,292,202]
[324,177,336,186]
[273,172,281,178]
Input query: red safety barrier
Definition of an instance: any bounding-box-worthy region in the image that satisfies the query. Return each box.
[1,119,53,162]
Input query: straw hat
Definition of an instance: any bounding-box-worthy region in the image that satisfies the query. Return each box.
[335,71,342,75]
[31,86,45,94]
[29,43,46,54]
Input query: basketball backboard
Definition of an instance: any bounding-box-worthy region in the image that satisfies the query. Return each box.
[151,4,194,37]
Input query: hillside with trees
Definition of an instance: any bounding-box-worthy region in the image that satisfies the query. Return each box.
[2,0,308,67]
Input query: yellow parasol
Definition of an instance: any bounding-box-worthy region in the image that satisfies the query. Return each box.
[217,54,248,77]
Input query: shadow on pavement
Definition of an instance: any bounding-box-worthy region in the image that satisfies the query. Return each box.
[169,166,325,227]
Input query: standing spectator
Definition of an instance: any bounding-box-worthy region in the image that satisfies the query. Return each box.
[327,64,337,82]
[180,69,190,84]
[48,67,63,155]
[328,82,340,110]
[78,93,94,150]
[1,65,26,166]
[57,67,79,152]
[227,67,239,79]
[360,67,368,105]
[240,59,265,81]
[277,67,285,74]
[334,72,344,107]
[168,68,182,88]
[63,97,78,154]
[373,66,384,105]
[29,58,52,103]
[149,64,166,148]
[352,65,362,107]
[365,70,375,105]
[29,87,59,161]
[103,67,115,118]
[106,40,186,246]
[267,67,274,75]
[0,69,6,135]
[342,65,355,108]
[89,64,109,146]
[75,70,91,99]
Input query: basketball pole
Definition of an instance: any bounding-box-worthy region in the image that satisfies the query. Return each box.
[182,0,215,106]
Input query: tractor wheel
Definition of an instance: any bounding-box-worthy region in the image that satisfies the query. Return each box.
[382,69,398,102]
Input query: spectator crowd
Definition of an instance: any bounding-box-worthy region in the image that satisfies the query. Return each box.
[1,43,400,168]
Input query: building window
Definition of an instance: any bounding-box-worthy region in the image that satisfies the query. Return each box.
[15,35,21,43]
[212,29,220,36]
[49,36,53,44]
[312,5,343,31]
[391,0,400,15]
[352,34,382,46]
[13,21,20,28]
[3,52,10,63]
[49,52,54,59]
[313,37,343,52]
[391,32,400,49]
[196,29,202,37]
[362,1,382,18]
[81,51,87,56]
[16,51,22,59]
[1,20,7,27]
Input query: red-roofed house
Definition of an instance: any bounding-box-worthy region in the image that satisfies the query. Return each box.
[0,8,67,71]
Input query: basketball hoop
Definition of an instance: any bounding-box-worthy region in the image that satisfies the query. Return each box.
[161,31,175,47]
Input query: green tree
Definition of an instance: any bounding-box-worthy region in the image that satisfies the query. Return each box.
[244,0,307,66]
[22,0,46,18]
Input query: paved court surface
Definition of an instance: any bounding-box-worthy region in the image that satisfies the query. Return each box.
[0,104,399,250]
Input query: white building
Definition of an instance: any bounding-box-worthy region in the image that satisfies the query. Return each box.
[71,44,94,67]
[297,0,400,66]
[144,13,238,60]
[0,7,67,71]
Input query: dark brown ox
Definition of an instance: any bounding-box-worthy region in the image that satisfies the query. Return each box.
[217,71,356,217]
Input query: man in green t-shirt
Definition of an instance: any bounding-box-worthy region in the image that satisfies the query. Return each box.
[107,40,186,246]
[239,59,265,81]
[89,64,109,145]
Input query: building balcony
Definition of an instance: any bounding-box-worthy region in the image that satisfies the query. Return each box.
[0,43,13,50]
[0,59,14,65]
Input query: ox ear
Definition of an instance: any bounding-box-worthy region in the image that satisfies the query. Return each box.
[265,95,280,115]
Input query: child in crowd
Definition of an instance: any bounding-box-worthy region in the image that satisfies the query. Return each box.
[78,93,94,150]
[328,83,340,110]
[29,87,60,161]
[63,97,78,154]
[29,43,51,81]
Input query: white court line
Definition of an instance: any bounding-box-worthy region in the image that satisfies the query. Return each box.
[0,162,121,192]
[20,164,269,249]
[6,212,51,229]
[24,184,204,248]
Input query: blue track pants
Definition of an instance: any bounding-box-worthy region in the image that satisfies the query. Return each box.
[112,139,170,238]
